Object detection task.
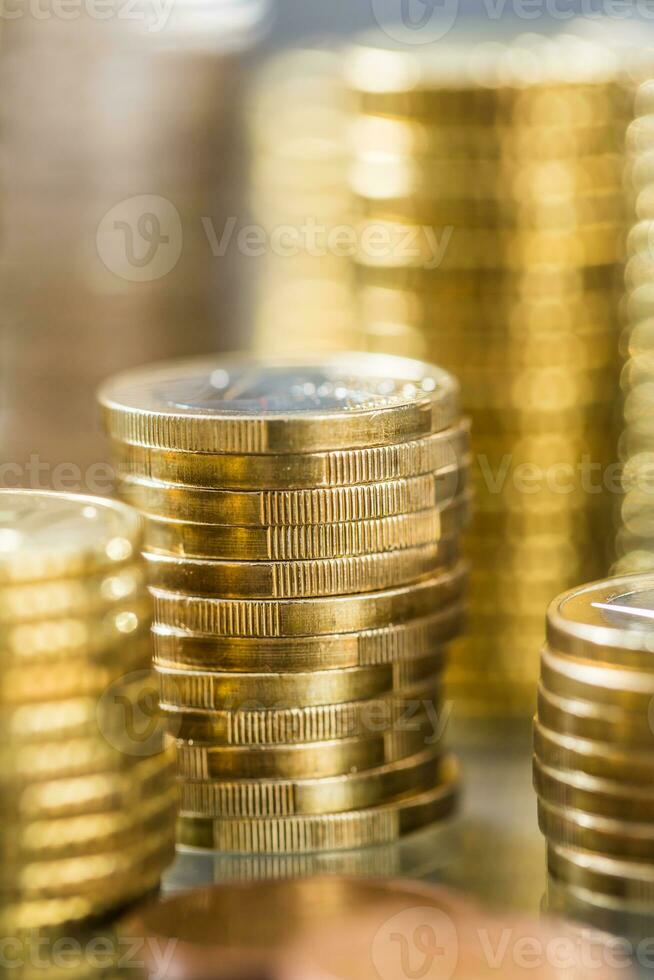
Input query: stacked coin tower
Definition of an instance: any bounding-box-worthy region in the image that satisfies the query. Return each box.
[533,573,654,928]
[0,490,176,934]
[617,79,654,574]
[100,352,469,854]
[248,48,357,356]
[344,32,629,717]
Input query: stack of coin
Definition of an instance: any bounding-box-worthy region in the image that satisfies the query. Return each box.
[248,48,358,356]
[344,30,629,718]
[0,490,176,934]
[533,572,654,928]
[617,79,654,574]
[99,352,469,854]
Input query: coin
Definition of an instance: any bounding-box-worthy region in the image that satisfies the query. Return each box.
[541,645,654,710]
[172,725,434,781]
[177,761,459,853]
[535,757,654,822]
[156,655,442,710]
[538,796,654,861]
[110,420,470,490]
[142,508,442,562]
[548,842,654,903]
[118,467,463,526]
[99,352,460,454]
[152,605,462,672]
[534,718,654,785]
[152,561,468,637]
[161,683,442,745]
[537,684,654,747]
[0,489,141,584]
[179,748,443,818]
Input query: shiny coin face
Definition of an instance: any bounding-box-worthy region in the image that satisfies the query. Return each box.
[0,490,141,584]
[99,353,459,454]
[596,587,654,631]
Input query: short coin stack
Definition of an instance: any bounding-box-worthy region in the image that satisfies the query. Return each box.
[617,79,654,574]
[533,573,654,927]
[100,352,469,854]
[0,490,176,934]
[345,31,629,718]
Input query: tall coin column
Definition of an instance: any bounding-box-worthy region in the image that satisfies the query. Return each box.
[533,574,654,933]
[101,353,469,854]
[0,491,176,934]
[345,33,629,719]
[617,79,654,574]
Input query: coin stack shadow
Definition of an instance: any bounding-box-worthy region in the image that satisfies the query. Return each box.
[100,352,470,854]
[0,491,176,935]
[617,79,654,575]
[345,31,630,719]
[533,573,654,933]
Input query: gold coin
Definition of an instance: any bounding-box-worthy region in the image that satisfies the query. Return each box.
[0,564,147,625]
[118,467,463,526]
[179,748,443,818]
[3,826,175,900]
[145,538,458,600]
[156,655,442,711]
[351,113,627,162]
[0,600,152,665]
[0,787,177,866]
[172,725,434,781]
[538,796,654,861]
[546,572,654,665]
[152,605,463,673]
[537,684,654,748]
[5,747,176,819]
[533,718,654,784]
[534,756,654,821]
[99,352,460,454]
[142,508,442,562]
[548,842,654,904]
[111,421,470,491]
[541,645,654,710]
[152,561,467,637]
[0,489,141,585]
[0,635,152,704]
[0,843,174,932]
[160,683,441,745]
[177,758,459,853]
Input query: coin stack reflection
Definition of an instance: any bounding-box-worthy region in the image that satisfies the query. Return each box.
[617,80,654,575]
[0,491,176,934]
[533,573,654,928]
[100,353,469,854]
[345,32,628,718]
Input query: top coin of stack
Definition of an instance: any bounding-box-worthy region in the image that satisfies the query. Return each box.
[617,79,654,574]
[0,490,176,934]
[533,572,654,926]
[100,352,470,853]
[344,30,629,718]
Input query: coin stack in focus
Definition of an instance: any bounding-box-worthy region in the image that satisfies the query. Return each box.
[617,79,654,575]
[0,491,176,934]
[533,573,654,930]
[248,48,358,355]
[345,31,629,718]
[100,352,469,854]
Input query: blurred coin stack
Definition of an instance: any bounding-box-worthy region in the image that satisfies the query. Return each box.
[533,573,654,931]
[344,32,629,718]
[100,352,469,854]
[0,491,176,934]
[248,48,358,355]
[617,79,654,574]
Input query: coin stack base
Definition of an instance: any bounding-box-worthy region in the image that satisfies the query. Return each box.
[101,352,470,854]
[534,572,654,929]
